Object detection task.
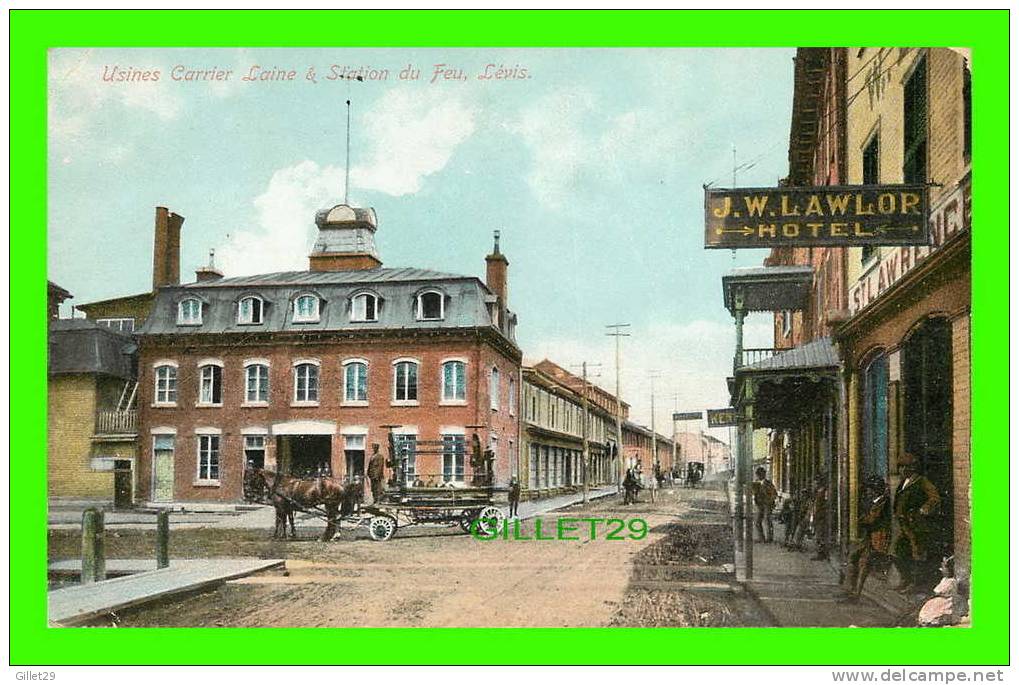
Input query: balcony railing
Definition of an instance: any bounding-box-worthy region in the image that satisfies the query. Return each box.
[95,409,138,435]
[736,348,779,369]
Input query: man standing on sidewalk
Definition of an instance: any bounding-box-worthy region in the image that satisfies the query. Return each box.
[892,454,941,592]
[752,467,778,543]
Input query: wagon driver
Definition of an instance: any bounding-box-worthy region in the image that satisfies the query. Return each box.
[367,443,385,504]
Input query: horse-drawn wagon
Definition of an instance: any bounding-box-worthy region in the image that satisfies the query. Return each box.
[245,430,505,542]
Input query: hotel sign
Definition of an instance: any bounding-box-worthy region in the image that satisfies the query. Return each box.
[672,411,702,422]
[704,184,929,249]
[706,408,739,428]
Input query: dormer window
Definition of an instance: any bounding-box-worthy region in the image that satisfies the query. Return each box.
[351,293,378,322]
[417,290,444,321]
[178,298,202,325]
[238,296,264,325]
[293,294,320,323]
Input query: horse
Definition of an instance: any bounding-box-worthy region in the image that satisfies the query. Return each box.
[248,468,297,539]
[252,468,360,541]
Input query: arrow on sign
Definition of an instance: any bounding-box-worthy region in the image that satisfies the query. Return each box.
[715,226,754,236]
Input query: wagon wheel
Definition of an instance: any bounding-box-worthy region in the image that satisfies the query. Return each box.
[460,507,478,534]
[368,515,397,542]
[473,505,505,537]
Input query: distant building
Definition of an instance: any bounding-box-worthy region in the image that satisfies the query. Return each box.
[519,359,627,498]
[134,203,521,504]
[48,281,72,320]
[48,319,138,505]
[673,430,732,476]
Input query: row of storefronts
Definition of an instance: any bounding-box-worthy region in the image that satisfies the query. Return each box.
[723,47,972,593]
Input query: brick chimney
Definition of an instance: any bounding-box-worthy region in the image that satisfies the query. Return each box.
[195,249,223,283]
[309,204,382,272]
[152,206,184,289]
[485,230,508,305]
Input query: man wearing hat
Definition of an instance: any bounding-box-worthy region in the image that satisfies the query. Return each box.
[892,453,941,592]
[839,474,892,603]
[366,443,386,504]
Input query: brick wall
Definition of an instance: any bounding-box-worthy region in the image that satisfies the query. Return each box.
[951,311,971,580]
[137,334,520,503]
[48,374,114,499]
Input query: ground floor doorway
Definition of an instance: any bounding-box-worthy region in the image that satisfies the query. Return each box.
[278,435,332,477]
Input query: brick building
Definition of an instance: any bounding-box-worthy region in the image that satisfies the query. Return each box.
[835,47,972,584]
[726,47,972,591]
[134,203,521,504]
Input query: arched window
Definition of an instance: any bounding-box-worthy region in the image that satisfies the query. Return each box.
[198,361,223,405]
[238,296,264,325]
[293,294,320,323]
[154,364,177,404]
[351,293,378,322]
[508,377,516,415]
[245,362,269,404]
[293,362,320,403]
[178,298,202,325]
[441,360,466,402]
[393,360,419,402]
[490,367,500,411]
[343,360,369,403]
[416,290,444,320]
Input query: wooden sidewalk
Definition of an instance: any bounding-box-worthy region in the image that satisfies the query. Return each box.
[48,558,285,626]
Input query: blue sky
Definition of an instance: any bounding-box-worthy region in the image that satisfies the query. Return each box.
[48,48,794,435]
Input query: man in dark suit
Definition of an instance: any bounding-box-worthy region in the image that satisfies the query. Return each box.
[892,454,941,592]
[366,443,385,503]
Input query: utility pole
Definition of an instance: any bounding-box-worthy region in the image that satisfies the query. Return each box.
[648,370,661,478]
[606,324,631,490]
[571,361,602,504]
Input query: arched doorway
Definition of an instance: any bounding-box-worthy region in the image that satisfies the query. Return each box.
[901,317,954,565]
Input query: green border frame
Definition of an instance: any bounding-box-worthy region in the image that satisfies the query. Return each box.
[12,9,1009,665]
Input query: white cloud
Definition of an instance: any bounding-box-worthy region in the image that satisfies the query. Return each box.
[509,88,686,211]
[216,160,345,277]
[350,88,478,196]
[48,49,184,153]
[524,315,773,441]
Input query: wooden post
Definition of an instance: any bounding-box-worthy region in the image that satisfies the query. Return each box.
[81,508,105,584]
[156,509,170,569]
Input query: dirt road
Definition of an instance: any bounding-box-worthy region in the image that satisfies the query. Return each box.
[50,484,764,627]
